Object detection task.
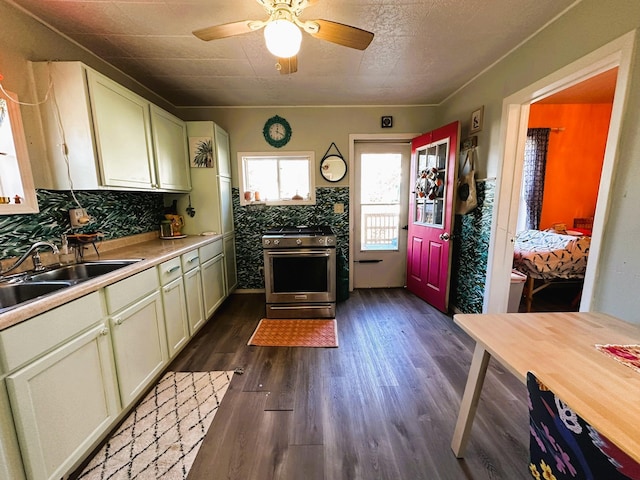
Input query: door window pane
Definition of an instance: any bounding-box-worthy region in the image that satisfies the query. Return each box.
[360,153,402,251]
[414,139,449,227]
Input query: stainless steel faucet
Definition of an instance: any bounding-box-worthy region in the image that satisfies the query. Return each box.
[0,241,60,276]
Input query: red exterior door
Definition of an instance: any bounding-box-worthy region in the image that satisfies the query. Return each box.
[406,121,459,312]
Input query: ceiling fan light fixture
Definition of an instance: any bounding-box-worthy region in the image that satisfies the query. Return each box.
[264,19,302,58]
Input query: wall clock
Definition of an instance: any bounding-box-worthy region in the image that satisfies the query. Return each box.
[263,115,292,148]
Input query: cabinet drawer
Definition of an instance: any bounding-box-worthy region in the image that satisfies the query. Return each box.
[105,268,159,313]
[157,257,182,286]
[199,239,223,263]
[181,249,201,272]
[0,292,104,374]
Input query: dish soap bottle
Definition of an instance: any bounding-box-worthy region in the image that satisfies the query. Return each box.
[59,234,75,265]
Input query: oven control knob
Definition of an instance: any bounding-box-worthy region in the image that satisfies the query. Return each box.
[274,239,280,245]
[296,239,302,245]
[264,239,271,246]
[326,237,335,245]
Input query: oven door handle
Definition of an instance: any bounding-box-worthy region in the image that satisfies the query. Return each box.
[266,250,332,257]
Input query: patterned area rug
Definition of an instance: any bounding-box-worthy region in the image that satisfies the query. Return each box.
[596,344,640,374]
[78,371,233,480]
[248,319,338,347]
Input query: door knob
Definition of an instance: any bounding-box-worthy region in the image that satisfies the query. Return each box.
[439,232,450,241]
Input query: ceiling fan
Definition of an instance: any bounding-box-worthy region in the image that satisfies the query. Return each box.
[193,0,375,74]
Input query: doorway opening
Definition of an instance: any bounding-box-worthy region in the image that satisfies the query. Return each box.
[352,140,411,288]
[514,68,617,313]
[348,133,418,291]
[485,32,635,313]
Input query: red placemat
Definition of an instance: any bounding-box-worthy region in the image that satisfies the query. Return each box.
[595,344,640,373]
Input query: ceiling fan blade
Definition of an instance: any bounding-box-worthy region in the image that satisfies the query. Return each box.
[193,21,255,41]
[310,19,374,50]
[277,56,298,75]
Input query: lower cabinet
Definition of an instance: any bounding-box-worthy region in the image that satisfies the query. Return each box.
[158,258,189,359]
[109,290,168,408]
[184,266,206,334]
[201,254,226,319]
[161,277,189,358]
[0,237,228,480]
[223,233,238,293]
[6,323,119,480]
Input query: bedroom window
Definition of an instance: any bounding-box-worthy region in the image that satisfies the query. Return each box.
[238,152,315,206]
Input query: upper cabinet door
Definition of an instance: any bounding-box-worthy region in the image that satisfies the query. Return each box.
[86,70,156,189]
[150,106,191,192]
[214,123,231,178]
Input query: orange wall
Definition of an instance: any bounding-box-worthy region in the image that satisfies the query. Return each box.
[528,103,612,230]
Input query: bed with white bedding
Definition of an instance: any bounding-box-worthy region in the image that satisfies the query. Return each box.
[513,229,591,280]
[512,229,591,311]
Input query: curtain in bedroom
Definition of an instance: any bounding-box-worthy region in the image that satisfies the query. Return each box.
[523,128,550,230]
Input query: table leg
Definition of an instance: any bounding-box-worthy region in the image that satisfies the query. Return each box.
[525,276,534,313]
[451,342,491,458]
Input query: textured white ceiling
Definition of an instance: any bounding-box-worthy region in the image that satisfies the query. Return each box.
[7,0,578,107]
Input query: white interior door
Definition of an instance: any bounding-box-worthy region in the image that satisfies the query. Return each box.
[353,141,411,288]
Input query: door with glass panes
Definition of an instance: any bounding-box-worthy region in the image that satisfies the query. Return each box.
[406,122,459,311]
[354,141,411,288]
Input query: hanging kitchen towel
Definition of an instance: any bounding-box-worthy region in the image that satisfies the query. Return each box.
[456,147,478,215]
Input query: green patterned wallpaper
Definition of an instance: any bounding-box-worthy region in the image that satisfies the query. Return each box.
[1,185,494,309]
[450,179,495,313]
[0,189,164,257]
[233,187,349,290]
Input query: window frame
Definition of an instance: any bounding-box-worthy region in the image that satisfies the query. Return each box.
[237,151,316,206]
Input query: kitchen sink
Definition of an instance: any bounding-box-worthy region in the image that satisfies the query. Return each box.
[0,259,142,313]
[26,260,141,282]
[0,281,74,310]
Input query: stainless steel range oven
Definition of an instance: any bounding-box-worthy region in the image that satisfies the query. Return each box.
[262,226,336,318]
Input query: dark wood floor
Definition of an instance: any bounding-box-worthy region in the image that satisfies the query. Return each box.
[171,289,530,480]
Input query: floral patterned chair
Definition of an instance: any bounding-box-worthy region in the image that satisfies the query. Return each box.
[527,371,640,480]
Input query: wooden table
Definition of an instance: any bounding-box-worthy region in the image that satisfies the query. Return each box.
[451,311,640,463]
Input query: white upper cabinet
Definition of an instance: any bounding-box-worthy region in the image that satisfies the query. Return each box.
[214,123,231,178]
[150,105,191,191]
[32,61,190,192]
[86,69,156,190]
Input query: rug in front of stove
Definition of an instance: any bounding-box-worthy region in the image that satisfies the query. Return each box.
[248,318,339,347]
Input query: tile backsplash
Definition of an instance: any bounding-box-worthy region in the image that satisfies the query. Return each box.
[0,189,164,258]
[0,184,494,308]
[233,186,349,290]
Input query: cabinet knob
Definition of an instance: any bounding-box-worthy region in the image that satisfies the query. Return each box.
[114,317,123,326]
[99,327,109,336]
